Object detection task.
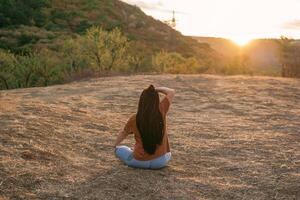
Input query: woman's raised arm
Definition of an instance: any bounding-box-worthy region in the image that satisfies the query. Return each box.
[155,87,175,103]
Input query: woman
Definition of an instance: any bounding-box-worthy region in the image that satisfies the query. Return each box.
[114,85,175,169]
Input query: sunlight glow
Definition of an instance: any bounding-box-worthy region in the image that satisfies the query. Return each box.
[230,37,252,46]
[123,0,300,39]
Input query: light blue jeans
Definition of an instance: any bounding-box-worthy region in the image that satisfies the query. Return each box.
[115,145,171,169]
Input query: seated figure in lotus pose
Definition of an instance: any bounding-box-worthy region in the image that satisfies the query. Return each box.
[114,85,175,169]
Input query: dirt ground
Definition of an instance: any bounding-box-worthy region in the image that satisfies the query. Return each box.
[0,74,299,200]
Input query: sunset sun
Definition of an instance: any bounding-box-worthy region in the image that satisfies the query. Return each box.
[231,37,252,46]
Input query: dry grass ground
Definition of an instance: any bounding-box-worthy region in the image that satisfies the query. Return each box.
[0,74,299,200]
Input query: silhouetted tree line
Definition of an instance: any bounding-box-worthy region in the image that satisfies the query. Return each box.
[278,37,300,78]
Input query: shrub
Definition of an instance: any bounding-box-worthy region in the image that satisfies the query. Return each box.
[33,49,64,86]
[75,20,92,34]
[15,53,40,88]
[0,50,18,89]
[18,34,39,46]
[152,51,199,74]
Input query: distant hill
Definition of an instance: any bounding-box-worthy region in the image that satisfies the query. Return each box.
[0,0,217,62]
[191,37,239,58]
[192,36,283,74]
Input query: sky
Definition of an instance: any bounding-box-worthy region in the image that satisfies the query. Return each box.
[122,0,300,45]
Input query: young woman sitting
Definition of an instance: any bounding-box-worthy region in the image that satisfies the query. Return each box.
[114,85,175,169]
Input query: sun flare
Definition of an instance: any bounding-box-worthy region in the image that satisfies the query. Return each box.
[231,37,252,46]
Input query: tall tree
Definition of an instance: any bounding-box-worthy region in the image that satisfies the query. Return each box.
[278,37,300,77]
[82,26,129,71]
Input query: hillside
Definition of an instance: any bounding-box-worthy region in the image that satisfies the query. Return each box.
[1,75,299,199]
[191,37,239,58]
[0,0,216,61]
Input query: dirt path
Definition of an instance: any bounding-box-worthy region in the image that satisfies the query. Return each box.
[0,74,299,200]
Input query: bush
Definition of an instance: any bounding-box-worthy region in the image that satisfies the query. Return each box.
[0,50,18,89]
[15,53,40,88]
[33,49,64,86]
[152,51,199,74]
[0,49,66,89]
[75,20,92,34]
[18,34,39,46]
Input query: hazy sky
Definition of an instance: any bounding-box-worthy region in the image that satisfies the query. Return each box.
[122,0,300,44]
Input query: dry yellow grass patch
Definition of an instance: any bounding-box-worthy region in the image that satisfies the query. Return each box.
[0,75,299,199]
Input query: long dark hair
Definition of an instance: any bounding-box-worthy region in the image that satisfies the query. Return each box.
[136,85,164,154]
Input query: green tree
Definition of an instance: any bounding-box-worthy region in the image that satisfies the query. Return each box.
[82,26,129,71]
[128,41,152,72]
[152,51,169,73]
[62,38,88,75]
[82,26,108,71]
[106,28,128,70]
[278,36,300,77]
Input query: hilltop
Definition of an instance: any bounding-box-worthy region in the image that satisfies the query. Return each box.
[0,74,299,199]
[0,0,216,61]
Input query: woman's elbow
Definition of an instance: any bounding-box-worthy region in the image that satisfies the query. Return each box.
[170,89,175,97]
[167,89,175,101]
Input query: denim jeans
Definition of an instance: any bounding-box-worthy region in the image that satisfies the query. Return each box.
[115,145,171,169]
